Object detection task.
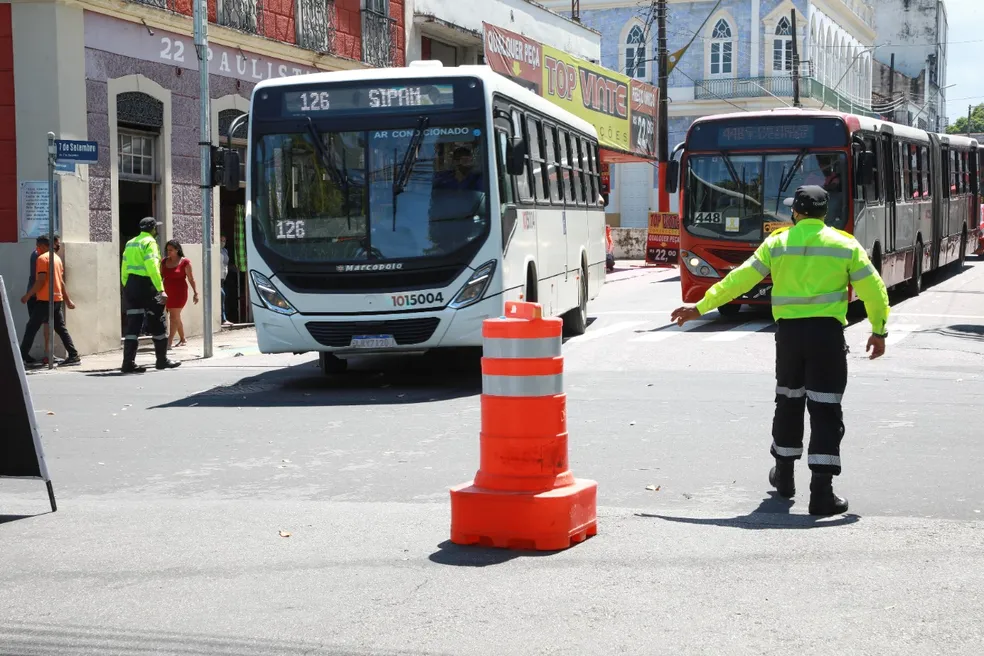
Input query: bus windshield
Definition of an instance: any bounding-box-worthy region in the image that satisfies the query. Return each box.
[252,123,489,263]
[685,152,848,242]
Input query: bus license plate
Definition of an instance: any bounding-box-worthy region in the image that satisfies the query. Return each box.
[349,335,397,349]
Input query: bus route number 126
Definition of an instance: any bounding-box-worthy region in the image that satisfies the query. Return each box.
[391,292,445,307]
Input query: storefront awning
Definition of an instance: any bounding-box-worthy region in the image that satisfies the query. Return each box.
[414,14,483,47]
[600,148,656,165]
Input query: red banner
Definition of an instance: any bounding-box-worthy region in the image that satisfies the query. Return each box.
[629,80,657,160]
[646,212,680,267]
[482,23,542,95]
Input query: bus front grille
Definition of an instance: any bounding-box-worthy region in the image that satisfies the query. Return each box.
[280,266,464,294]
[305,318,441,348]
[706,249,754,266]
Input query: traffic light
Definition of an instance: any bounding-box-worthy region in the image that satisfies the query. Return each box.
[208,145,242,190]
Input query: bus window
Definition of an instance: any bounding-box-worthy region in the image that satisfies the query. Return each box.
[543,125,562,204]
[592,144,603,205]
[920,146,931,197]
[893,141,903,201]
[572,138,586,206]
[559,131,574,204]
[962,152,970,194]
[909,145,920,198]
[863,136,880,203]
[495,129,515,207]
[527,117,547,202]
[944,150,953,197]
[511,110,533,203]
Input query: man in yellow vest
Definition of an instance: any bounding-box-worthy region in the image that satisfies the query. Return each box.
[672,186,890,516]
[121,217,180,374]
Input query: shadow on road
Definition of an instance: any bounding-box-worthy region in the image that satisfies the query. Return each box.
[0,514,35,526]
[635,492,861,530]
[154,353,483,409]
[428,539,563,567]
[0,620,449,656]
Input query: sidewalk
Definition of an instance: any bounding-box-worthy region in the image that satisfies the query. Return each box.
[25,325,261,374]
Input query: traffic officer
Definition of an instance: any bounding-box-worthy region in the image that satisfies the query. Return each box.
[671,186,890,516]
[121,217,181,374]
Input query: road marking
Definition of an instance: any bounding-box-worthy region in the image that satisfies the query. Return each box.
[571,321,646,343]
[632,320,713,342]
[885,324,922,346]
[704,320,774,342]
[891,313,984,320]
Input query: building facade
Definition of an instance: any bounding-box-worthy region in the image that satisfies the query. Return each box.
[542,0,876,228]
[871,0,948,132]
[1,0,407,357]
[405,0,600,70]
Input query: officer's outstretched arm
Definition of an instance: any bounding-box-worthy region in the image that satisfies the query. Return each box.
[696,243,771,315]
[849,246,890,334]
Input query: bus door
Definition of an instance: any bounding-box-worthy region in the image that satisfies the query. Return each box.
[930,134,946,270]
[881,132,897,253]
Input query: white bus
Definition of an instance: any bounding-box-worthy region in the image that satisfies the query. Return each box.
[235,62,607,373]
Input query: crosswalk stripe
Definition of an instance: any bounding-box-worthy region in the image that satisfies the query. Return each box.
[571,321,646,343]
[704,320,774,342]
[632,320,713,342]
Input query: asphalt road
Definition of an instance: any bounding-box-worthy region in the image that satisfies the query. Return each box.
[2,258,983,655]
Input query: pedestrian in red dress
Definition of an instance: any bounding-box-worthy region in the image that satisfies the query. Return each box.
[161,239,199,348]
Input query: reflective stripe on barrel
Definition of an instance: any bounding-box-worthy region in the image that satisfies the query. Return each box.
[482,373,564,397]
[483,336,562,359]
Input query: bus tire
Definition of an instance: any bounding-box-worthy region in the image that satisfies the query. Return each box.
[717,303,742,318]
[319,352,348,375]
[563,266,589,337]
[908,241,923,297]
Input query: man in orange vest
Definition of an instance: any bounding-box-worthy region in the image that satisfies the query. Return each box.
[19,234,81,366]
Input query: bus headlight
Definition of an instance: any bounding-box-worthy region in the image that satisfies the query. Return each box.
[680,251,721,279]
[449,260,496,309]
[250,270,297,316]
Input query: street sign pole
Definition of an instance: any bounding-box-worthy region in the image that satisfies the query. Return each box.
[46,132,56,370]
[194,0,214,359]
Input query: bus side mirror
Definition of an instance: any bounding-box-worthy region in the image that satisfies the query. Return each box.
[664,159,680,194]
[506,136,527,176]
[857,151,875,187]
[222,149,242,191]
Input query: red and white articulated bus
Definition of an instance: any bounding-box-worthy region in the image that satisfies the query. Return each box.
[664,109,981,316]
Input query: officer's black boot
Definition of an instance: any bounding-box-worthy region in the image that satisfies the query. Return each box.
[121,340,146,374]
[808,473,849,516]
[769,459,795,498]
[154,339,181,370]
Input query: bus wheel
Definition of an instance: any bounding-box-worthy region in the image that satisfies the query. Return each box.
[717,304,742,319]
[563,267,589,337]
[319,352,348,375]
[908,241,923,297]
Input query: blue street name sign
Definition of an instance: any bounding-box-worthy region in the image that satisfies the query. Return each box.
[55,140,99,165]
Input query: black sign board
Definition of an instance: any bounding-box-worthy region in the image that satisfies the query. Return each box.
[283,83,455,116]
[0,276,56,512]
[688,117,849,151]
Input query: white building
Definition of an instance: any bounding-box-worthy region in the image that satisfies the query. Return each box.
[871,0,949,132]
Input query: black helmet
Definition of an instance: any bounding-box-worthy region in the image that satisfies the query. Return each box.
[139,217,162,232]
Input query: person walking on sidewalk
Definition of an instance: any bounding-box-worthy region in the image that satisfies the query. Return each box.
[671,186,890,516]
[23,234,61,364]
[220,235,233,327]
[121,217,180,374]
[19,234,81,366]
[161,239,199,348]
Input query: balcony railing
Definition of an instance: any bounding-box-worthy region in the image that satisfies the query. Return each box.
[361,7,397,68]
[693,76,878,118]
[126,0,176,8]
[296,0,336,54]
[218,0,263,34]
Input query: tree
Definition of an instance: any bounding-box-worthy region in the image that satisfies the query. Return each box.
[946,103,984,134]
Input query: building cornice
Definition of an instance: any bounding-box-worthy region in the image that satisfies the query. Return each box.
[23,0,368,71]
[811,0,876,45]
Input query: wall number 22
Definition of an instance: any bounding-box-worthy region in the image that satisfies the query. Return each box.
[160,37,186,63]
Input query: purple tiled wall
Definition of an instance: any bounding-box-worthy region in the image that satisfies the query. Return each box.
[85,49,254,244]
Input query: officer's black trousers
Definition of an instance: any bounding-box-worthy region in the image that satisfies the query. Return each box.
[771,317,848,476]
[122,276,168,366]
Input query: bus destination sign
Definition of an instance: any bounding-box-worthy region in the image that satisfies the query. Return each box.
[689,117,848,150]
[719,125,816,147]
[283,84,455,115]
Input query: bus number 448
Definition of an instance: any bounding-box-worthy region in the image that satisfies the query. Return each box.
[392,292,445,307]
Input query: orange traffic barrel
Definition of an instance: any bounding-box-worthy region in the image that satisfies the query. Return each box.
[449,301,598,551]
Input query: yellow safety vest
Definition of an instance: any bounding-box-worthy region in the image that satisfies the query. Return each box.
[121,232,164,292]
[696,219,890,334]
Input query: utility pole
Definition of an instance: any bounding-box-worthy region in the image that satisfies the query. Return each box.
[790,9,801,107]
[46,133,56,370]
[968,104,973,137]
[656,0,669,212]
[194,0,214,358]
